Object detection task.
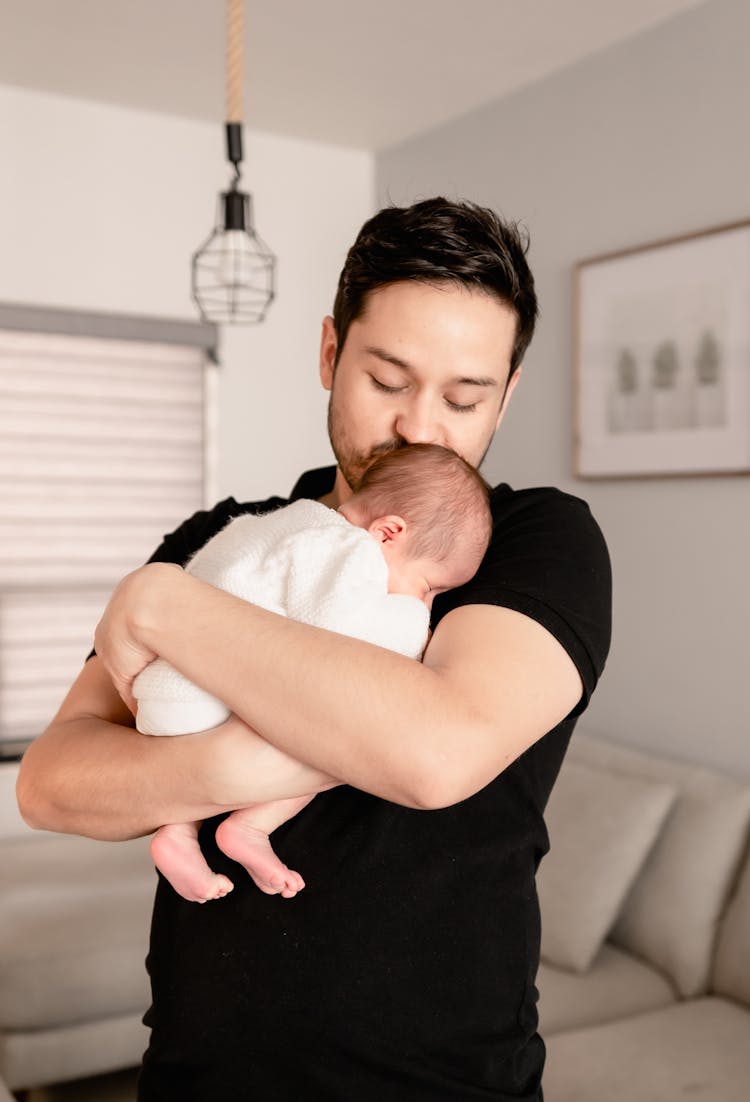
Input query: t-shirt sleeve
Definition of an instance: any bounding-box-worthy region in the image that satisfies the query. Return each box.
[432,488,612,715]
[144,498,246,569]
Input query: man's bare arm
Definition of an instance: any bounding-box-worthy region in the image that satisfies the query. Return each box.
[93,564,583,810]
[16,655,334,841]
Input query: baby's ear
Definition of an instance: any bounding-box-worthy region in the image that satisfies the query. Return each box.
[368,514,408,544]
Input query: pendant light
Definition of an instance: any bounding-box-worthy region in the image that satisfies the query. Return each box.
[192,0,276,324]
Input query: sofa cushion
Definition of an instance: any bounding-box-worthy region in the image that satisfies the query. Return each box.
[0,1011,148,1091]
[569,731,750,996]
[538,942,676,1036]
[712,844,750,1005]
[538,760,675,971]
[544,997,750,1102]
[0,833,155,1030]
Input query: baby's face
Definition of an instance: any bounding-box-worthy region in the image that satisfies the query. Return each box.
[385,543,480,609]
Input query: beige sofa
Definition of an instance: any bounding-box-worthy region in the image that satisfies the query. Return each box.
[0,768,153,1094]
[1,732,749,1097]
[540,732,750,1101]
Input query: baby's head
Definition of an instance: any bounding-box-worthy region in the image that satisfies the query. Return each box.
[339,444,492,607]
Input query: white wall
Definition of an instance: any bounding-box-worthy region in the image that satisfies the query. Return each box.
[376,0,750,776]
[0,84,374,503]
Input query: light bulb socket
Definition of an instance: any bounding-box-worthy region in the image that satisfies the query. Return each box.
[225,122,243,168]
[222,190,249,231]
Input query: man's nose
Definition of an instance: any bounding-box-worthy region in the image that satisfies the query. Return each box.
[395,397,443,445]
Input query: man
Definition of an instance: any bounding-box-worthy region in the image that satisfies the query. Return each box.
[18,198,611,1100]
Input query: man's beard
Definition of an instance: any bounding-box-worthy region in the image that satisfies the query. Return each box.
[326,390,494,492]
[326,395,401,492]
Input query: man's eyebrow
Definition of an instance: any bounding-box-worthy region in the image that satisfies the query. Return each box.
[364,345,499,388]
[365,345,414,372]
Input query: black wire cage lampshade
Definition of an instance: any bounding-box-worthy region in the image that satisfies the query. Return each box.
[192,125,276,324]
[191,0,276,325]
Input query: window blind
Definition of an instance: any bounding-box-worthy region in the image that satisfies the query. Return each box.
[0,322,215,746]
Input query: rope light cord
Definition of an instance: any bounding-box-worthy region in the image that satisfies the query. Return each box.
[226,0,244,123]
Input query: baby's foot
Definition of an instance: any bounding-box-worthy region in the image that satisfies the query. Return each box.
[215,815,305,899]
[151,824,234,904]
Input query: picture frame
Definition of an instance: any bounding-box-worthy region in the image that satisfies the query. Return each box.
[574,219,750,479]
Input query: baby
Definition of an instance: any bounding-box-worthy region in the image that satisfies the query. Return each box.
[134,444,492,903]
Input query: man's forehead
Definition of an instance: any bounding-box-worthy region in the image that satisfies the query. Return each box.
[349,284,515,381]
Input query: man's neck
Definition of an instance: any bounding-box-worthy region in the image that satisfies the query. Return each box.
[318,468,352,511]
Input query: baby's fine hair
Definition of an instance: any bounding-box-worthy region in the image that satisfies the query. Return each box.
[351,444,492,564]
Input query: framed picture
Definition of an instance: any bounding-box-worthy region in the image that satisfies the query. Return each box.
[574,219,750,478]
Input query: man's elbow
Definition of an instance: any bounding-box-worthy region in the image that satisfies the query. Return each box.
[407,726,513,811]
[16,768,57,832]
[409,775,480,811]
[17,758,80,836]
[408,783,456,812]
[408,761,497,811]
[16,774,136,842]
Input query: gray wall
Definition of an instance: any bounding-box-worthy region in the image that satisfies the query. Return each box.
[376,0,749,776]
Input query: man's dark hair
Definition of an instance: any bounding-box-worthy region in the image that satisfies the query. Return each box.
[332,197,538,379]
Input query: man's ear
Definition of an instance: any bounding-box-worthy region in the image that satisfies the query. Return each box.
[320,316,338,391]
[368,514,407,544]
[495,366,523,430]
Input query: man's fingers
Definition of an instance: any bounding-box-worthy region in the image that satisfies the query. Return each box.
[123,689,138,718]
[94,588,157,701]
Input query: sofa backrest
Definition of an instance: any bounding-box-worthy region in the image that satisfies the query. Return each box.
[569,731,750,998]
[712,841,750,1005]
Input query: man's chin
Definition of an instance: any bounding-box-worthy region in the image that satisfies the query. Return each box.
[340,463,369,493]
[339,444,402,491]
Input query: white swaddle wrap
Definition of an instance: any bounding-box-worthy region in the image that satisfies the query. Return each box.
[134,499,430,735]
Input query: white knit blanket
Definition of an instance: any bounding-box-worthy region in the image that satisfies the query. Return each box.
[134,499,430,735]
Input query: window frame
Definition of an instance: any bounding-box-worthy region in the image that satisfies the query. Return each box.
[0,303,218,761]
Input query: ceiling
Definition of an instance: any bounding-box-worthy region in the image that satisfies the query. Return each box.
[2,0,708,151]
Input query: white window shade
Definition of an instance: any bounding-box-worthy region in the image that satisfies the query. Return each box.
[0,320,216,746]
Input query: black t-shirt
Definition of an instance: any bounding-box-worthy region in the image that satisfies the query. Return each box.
[137,466,611,1102]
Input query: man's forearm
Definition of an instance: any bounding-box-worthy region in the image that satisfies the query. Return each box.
[132,571,487,809]
[17,713,334,841]
[18,716,209,840]
[95,565,583,811]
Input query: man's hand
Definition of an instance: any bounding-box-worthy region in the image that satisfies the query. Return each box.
[94,561,184,714]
